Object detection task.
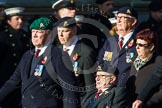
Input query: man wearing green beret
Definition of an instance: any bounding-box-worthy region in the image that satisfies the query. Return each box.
[81,64,128,108]
[0,17,79,108]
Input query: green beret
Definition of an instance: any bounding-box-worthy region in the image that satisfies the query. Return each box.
[29,17,53,30]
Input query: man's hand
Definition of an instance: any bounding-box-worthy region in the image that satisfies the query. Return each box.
[132,100,142,108]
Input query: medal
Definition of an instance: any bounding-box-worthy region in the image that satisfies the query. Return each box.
[34,65,44,77]
[73,62,79,76]
[103,51,113,61]
[126,52,134,63]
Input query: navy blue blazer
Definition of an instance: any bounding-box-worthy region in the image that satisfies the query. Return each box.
[0,45,79,108]
[98,34,137,86]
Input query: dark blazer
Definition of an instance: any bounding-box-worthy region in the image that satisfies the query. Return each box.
[136,57,162,108]
[81,86,128,108]
[0,45,79,108]
[60,38,97,97]
[127,54,162,107]
[98,34,137,86]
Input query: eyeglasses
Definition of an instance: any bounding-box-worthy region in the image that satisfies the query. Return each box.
[95,74,112,79]
[116,16,133,20]
[66,7,76,10]
[136,43,150,47]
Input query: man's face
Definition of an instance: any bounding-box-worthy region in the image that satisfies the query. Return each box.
[95,71,113,90]
[31,29,49,48]
[57,27,76,46]
[7,15,23,30]
[116,13,136,36]
[58,7,76,18]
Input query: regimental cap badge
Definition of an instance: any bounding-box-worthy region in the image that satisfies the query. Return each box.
[40,23,45,29]
[63,21,69,27]
[97,65,102,71]
[126,9,131,14]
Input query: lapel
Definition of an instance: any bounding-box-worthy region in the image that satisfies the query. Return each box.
[92,89,112,107]
[71,41,81,62]
[119,34,135,56]
[22,50,36,92]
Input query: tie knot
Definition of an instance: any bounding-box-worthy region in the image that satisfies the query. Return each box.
[63,48,69,52]
[97,89,102,93]
[119,37,124,41]
[35,49,41,57]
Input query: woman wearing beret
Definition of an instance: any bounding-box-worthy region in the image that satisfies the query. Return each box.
[127,28,162,108]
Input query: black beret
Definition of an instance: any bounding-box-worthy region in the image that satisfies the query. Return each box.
[56,17,76,28]
[149,0,162,11]
[97,64,118,75]
[52,0,76,11]
[117,6,138,19]
[96,0,111,4]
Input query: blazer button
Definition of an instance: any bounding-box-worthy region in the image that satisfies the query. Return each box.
[40,83,45,87]
[22,95,24,98]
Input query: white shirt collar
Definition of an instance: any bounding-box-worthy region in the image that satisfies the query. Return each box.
[35,41,51,57]
[63,36,78,56]
[119,31,134,47]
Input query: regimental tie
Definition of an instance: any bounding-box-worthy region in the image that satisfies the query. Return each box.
[95,89,102,99]
[35,49,41,58]
[118,37,124,50]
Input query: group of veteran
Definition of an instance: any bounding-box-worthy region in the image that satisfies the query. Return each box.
[0,17,79,108]
[1,0,162,108]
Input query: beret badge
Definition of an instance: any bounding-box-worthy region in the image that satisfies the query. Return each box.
[40,23,45,29]
[97,65,102,71]
[127,9,131,14]
[63,21,69,27]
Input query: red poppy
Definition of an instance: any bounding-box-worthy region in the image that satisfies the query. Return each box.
[73,53,78,61]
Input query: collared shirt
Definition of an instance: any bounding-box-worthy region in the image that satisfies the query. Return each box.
[63,36,78,56]
[119,31,133,47]
[35,41,51,57]
[99,87,111,96]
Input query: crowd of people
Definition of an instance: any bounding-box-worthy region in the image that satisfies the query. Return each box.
[0,0,162,108]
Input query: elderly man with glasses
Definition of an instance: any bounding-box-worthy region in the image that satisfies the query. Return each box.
[81,64,128,108]
[98,6,138,87]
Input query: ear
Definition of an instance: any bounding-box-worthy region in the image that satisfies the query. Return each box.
[131,18,137,26]
[72,26,77,35]
[109,75,117,84]
[150,44,155,52]
[7,19,11,25]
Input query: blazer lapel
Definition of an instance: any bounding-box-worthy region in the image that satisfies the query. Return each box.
[22,50,36,92]
[71,41,81,61]
[119,34,135,56]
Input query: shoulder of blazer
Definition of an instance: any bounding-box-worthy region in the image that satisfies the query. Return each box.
[77,38,95,49]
